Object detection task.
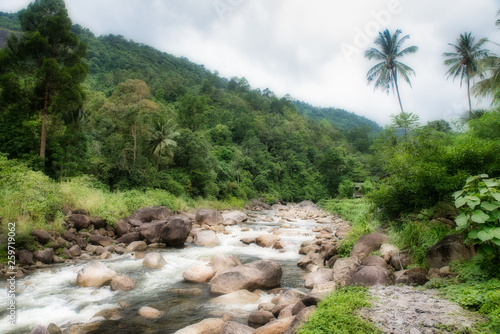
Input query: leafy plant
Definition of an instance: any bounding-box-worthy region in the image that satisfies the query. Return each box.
[453,174,500,260]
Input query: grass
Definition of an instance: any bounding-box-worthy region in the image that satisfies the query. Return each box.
[297,286,381,334]
[319,198,380,257]
[426,257,500,333]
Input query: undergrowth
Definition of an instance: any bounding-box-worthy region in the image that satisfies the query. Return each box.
[297,286,381,334]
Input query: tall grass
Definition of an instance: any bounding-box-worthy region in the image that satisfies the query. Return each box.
[319,198,380,256]
[388,220,449,267]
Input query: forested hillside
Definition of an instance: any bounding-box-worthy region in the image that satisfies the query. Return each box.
[0,10,376,202]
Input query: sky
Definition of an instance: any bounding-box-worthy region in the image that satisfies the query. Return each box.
[1,0,499,126]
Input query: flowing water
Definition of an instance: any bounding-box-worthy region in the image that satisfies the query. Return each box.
[0,210,324,334]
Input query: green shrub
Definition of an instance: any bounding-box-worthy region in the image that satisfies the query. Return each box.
[338,179,355,198]
[297,287,381,334]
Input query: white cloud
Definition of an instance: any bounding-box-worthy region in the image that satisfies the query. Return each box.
[1,0,498,126]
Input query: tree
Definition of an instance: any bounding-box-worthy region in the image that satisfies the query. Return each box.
[365,29,418,113]
[149,117,180,170]
[4,0,87,159]
[443,32,489,116]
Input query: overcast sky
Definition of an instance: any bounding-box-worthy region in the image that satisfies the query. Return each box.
[1,0,499,125]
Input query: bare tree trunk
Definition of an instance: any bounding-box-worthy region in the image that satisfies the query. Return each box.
[467,75,472,118]
[393,69,405,114]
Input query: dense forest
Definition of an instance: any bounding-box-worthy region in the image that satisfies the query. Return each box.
[0,9,384,203]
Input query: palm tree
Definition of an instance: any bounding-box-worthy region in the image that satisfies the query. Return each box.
[443,32,490,116]
[149,117,180,170]
[365,29,418,113]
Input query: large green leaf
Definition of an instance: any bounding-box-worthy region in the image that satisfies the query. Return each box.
[471,210,489,224]
[453,190,463,199]
[479,174,489,179]
[481,201,500,212]
[455,197,467,208]
[492,228,500,239]
[455,213,470,229]
[468,229,479,240]
[492,238,500,247]
[492,192,500,202]
[484,179,499,188]
[478,230,494,242]
[466,196,481,209]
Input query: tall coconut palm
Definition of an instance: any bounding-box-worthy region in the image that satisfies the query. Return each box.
[443,32,490,116]
[149,117,180,170]
[365,29,418,113]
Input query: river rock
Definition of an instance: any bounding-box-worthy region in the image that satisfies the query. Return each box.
[110,275,136,291]
[116,232,141,244]
[34,248,54,264]
[115,220,130,237]
[347,265,392,286]
[350,232,389,260]
[69,245,82,257]
[304,268,333,289]
[160,215,192,247]
[68,214,91,230]
[284,306,317,334]
[297,252,324,271]
[195,209,224,226]
[143,252,167,269]
[333,256,360,287]
[210,260,282,294]
[194,230,220,247]
[77,262,117,287]
[380,243,399,263]
[29,325,50,334]
[390,250,412,270]
[210,254,242,273]
[222,211,248,224]
[126,241,147,252]
[254,317,294,334]
[89,234,112,247]
[395,267,429,286]
[18,250,35,265]
[140,220,166,244]
[183,265,215,283]
[248,310,275,328]
[220,321,254,334]
[93,308,124,320]
[47,323,63,334]
[210,289,261,304]
[32,230,51,244]
[425,234,470,269]
[138,306,163,319]
[360,255,387,268]
[256,234,281,248]
[128,206,172,223]
[174,318,224,334]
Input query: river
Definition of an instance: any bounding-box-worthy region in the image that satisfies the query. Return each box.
[0,209,324,333]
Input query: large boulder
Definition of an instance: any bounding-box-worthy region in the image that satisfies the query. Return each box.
[110,275,136,291]
[248,310,275,328]
[68,214,91,230]
[32,230,51,244]
[285,306,317,334]
[183,265,216,283]
[210,254,241,273]
[350,233,389,260]
[18,250,34,265]
[333,257,360,287]
[88,234,112,247]
[221,321,254,334]
[128,206,172,223]
[256,234,281,248]
[115,220,130,237]
[222,211,248,224]
[142,252,167,269]
[360,255,387,268]
[304,268,333,289]
[426,234,470,269]
[174,318,224,334]
[210,289,262,305]
[297,252,325,271]
[76,262,117,287]
[34,248,54,264]
[140,220,166,244]
[195,209,224,226]
[254,317,294,334]
[116,232,141,245]
[194,230,220,247]
[347,265,392,287]
[160,215,192,247]
[210,260,282,294]
[395,267,429,286]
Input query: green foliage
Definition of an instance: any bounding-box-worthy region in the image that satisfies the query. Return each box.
[389,220,450,266]
[430,257,500,333]
[320,198,379,257]
[453,175,500,259]
[297,287,381,334]
[338,179,355,198]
